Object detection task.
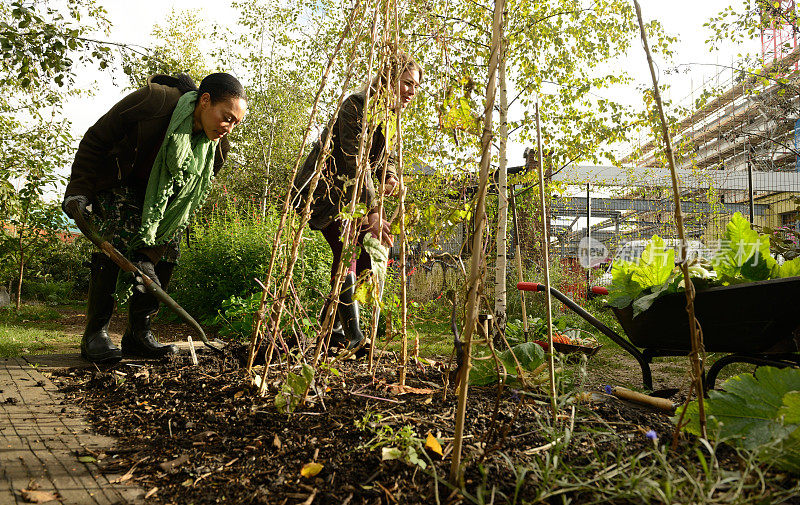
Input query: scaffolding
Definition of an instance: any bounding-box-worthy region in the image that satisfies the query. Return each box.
[539,36,800,300]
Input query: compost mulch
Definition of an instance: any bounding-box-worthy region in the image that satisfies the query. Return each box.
[47,345,728,504]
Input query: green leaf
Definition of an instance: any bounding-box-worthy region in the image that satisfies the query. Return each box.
[381,447,402,461]
[631,284,668,317]
[363,235,388,296]
[274,364,315,414]
[469,342,545,386]
[631,235,675,287]
[778,257,800,278]
[607,260,642,308]
[713,213,776,283]
[779,391,800,424]
[675,367,800,472]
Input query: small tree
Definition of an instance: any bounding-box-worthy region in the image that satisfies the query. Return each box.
[0,83,73,309]
[1,193,69,309]
[0,0,112,88]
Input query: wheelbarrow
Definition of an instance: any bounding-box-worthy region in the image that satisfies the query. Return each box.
[517,277,800,390]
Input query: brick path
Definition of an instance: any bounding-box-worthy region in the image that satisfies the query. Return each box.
[0,358,143,504]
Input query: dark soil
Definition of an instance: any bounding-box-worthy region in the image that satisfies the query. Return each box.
[51,344,797,505]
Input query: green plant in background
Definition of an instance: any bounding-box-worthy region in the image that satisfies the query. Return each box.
[214,292,262,338]
[21,280,72,305]
[1,232,92,304]
[170,203,331,325]
[676,366,800,474]
[505,315,577,345]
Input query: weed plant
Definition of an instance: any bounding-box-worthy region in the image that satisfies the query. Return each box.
[433,354,797,504]
[493,423,800,504]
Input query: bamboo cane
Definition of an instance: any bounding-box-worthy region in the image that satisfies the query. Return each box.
[449,0,505,485]
[307,42,383,368]
[535,104,558,420]
[368,15,394,371]
[510,190,528,339]
[258,17,372,394]
[633,0,706,440]
[246,0,365,372]
[392,2,410,387]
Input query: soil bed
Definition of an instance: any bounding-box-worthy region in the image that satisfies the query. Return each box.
[51,345,798,504]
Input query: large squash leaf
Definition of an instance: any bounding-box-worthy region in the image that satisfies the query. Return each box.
[607,260,643,309]
[778,257,800,278]
[470,342,546,386]
[713,212,776,283]
[607,235,679,315]
[675,366,800,473]
[631,235,675,287]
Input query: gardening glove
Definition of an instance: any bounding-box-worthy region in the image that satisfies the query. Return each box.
[62,194,91,220]
[130,252,160,294]
[367,210,393,249]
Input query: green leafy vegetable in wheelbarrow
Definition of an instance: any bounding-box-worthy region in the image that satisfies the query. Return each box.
[607,213,800,316]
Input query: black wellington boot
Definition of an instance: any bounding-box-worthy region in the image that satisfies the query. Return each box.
[320,298,348,348]
[81,253,123,363]
[338,273,365,349]
[121,262,179,359]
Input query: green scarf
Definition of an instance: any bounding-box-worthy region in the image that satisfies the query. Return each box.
[134,90,217,250]
[116,91,217,303]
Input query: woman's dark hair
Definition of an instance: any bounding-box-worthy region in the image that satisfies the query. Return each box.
[198,72,247,104]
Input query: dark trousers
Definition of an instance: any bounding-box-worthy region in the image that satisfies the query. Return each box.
[320,220,372,288]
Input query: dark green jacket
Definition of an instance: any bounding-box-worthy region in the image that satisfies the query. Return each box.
[65,74,230,201]
[291,91,397,230]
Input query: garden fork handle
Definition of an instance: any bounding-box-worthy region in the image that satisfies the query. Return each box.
[71,211,222,354]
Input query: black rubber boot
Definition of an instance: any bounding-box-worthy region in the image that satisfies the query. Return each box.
[338,273,365,349]
[320,297,348,348]
[121,262,179,359]
[81,253,123,363]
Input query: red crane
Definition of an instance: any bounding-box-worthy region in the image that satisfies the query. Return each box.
[761,0,798,71]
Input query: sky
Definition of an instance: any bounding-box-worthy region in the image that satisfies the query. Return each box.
[60,0,761,177]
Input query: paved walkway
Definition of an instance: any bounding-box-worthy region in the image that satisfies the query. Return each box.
[0,357,143,504]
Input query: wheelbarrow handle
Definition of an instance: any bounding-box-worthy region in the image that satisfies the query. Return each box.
[517,280,653,390]
[517,282,609,296]
[71,210,222,354]
[517,282,545,292]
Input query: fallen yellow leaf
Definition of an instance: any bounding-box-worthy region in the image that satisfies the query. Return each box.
[300,462,323,477]
[425,432,443,457]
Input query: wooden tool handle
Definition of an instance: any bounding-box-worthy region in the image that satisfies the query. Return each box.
[612,386,675,412]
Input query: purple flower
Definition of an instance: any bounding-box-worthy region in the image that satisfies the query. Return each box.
[645,430,658,441]
[510,389,520,403]
[604,385,613,395]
